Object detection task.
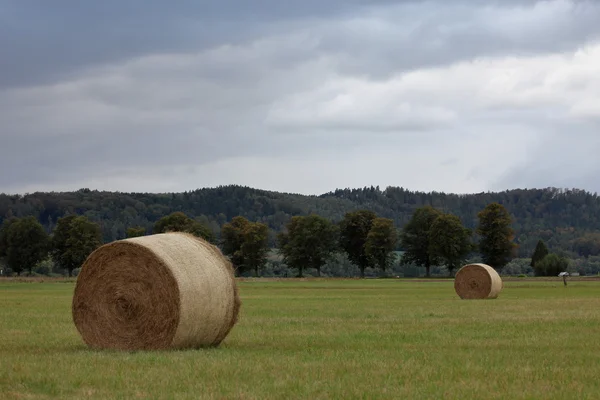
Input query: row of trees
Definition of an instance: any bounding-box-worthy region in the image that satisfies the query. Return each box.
[4,185,600,258]
[399,203,517,276]
[165,203,519,278]
[0,215,102,276]
[0,201,569,278]
[0,211,216,276]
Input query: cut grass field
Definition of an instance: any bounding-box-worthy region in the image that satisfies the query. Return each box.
[1,278,599,399]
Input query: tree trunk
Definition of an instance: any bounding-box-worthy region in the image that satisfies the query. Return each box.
[360,267,365,278]
[297,267,303,278]
[425,263,431,278]
[68,269,73,277]
[254,266,259,277]
[317,267,321,277]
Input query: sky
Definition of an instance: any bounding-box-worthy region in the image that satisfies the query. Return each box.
[2,0,600,195]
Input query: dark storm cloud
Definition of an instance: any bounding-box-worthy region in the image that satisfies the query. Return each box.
[0,0,577,89]
[0,0,403,89]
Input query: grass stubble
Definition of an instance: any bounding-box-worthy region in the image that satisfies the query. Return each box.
[1,278,599,399]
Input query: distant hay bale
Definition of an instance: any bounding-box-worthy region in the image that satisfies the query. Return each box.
[72,232,241,351]
[454,263,503,299]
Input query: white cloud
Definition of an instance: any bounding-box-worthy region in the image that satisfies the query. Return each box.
[265,40,600,134]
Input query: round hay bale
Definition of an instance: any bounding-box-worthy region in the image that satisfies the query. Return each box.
[454,263,503,299]
[72,232,241,351]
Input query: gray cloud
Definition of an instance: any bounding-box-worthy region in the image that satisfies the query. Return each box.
[2,0,600,195]
[2,0,594,89]
[0,0,402,89]
[316,0,600,78]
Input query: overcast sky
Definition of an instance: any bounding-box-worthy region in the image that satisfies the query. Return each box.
[2,0,600,195]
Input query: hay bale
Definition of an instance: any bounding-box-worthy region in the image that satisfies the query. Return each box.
[72,232,241,351]
[454,263,503,299]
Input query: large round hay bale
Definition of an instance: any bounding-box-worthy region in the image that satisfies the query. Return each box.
[72,232,241,351]
[454,263,503,299]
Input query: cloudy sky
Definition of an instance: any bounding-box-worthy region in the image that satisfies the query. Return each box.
[2,0,600,195]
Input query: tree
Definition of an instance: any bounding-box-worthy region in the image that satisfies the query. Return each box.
[365,217,398,273]
[153,212,214,242]
[51,215,103,277]
[278,214,339,277]
[0,216,18,258]
[4,217,49,275]
[534,253,569,277]
[221,216,270,276]
[0,217,18,275]
[221,216,251,273]
[339,210,377,278]
[399,206,443,277]
[476,203,517,271]
[571,233,600,258]
[240,222,270,277]
[530,239,549,268]
[428,213,473,276]
[126,226,146,238]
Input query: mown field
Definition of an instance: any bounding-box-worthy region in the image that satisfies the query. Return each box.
[1,278,599,399]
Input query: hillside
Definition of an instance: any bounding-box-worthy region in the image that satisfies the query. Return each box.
[1,185,599,257]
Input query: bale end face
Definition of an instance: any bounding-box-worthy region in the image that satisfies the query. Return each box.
[454,263,503,300]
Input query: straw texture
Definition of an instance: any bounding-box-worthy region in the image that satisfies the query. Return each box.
[72,232,240,350]
[454,263,503,299]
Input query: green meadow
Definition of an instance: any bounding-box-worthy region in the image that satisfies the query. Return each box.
[1,278,599,399]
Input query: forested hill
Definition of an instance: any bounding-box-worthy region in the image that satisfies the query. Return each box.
[1,185,600,257]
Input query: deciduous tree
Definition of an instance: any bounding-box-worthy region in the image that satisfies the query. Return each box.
[221,216,269,276]
[534,253,569,276]
[51,215,103,276]
[365,217,398,273]
[154,212,214,242]
[240,222,270,277]
[476,203,517,271]
[428,213,473,276]
[278,214,338,277]
[399,206,443,277]
[571,233,600,258]
[339,210,377,278]
[126,226,146,238]
[221,216,251,274]
[4,217,49,276]
[0,216,18,259]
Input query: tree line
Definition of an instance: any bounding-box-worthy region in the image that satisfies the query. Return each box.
[2,185,600,260]
[2,201,571,278]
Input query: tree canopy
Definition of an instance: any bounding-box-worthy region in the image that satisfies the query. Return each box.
[428,213,473,276]
[277,214,339,277]
[221,216,269,276]
[365,217,398,273]
[153,212,214,242]
[339,210,377,278]
[476,203,517,270]
[51,215,103,276]
[399,206,443,277]
[1,216,49,275]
